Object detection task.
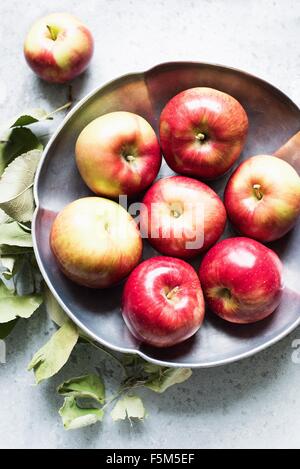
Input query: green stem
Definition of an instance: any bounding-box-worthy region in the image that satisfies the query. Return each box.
[101,392,121,411]
[101,381,145,411]
[88,340,127,375]
[47,25,59,41]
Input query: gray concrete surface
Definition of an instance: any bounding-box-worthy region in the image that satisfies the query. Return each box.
[1,0,300,449]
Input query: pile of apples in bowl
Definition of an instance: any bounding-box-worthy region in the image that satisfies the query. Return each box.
[34,62,300,367]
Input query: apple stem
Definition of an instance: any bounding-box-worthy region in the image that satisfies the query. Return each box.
[125,155,135,162]
[47,24,59,41]
[171,210,180,218]
[217,287,232,300]
[166,286,180,300]
[253,183,263,200]
[195,132,206,142]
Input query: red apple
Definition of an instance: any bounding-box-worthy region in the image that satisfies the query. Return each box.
[50,197,142,288]
[140,176,226,258]
[76,112,162,198]
[122,256,205,347]
[159,87,248,180]
[224,155,300,242]
[199,237,283,324]
[24,13,94,83]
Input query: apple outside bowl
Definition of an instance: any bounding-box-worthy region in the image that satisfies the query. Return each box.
[33,62,300,368]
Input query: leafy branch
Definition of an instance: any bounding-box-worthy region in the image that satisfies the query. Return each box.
[29,289,192,429]
[0,106,192,431]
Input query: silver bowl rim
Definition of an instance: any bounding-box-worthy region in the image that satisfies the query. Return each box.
[32,60,300,368]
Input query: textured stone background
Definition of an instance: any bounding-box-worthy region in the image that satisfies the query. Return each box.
[0,0,300,449]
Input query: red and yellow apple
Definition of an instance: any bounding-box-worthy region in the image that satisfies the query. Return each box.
[24,13,94,83]
[224,155,300,242]
[140,175,226,258]
[50,197,142,288]
[199,237,283,324]
[75,111,162,198]
[122,256,205,347]
[159,87,248,180]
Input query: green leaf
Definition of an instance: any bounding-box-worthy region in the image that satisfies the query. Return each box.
[10,109,52,128]
[0,255,24,281]
[121,354,144,368]
[58,374,105,404]
[0,254,25,280]
[143,363,162,374]
[0,110,48,139]
[122,355,136,366]
[0,150,42,222]
[0,127,42,176]
[0,245,33,256]
[145,367,192,393]
[13,255,40,296]
[44,288,91,340]
[9,101,72,130]
[0,222,32,247]
[1,257,15,272]
[0,209,12,224]
[28,319,79,384]
[111,395,146,422]
[0,283,42,323]
[0,318,18,339]
[59,397,104,430]
[44,287,68,327]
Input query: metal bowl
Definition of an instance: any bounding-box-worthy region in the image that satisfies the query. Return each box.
[33,62,300,368]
